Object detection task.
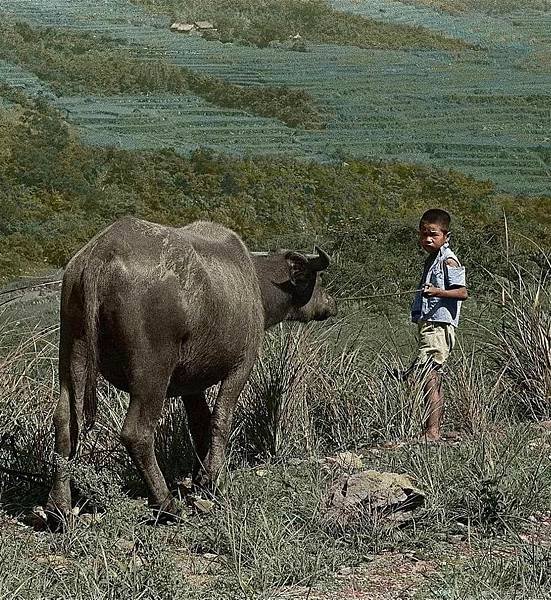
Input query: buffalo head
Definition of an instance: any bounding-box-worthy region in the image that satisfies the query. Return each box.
[284,246,337,322]
[251,246,337,327]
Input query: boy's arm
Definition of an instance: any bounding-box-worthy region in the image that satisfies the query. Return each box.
[423,258,468,300]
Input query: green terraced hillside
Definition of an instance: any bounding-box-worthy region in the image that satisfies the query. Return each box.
[0,0,549,195]
[398,0,551,15]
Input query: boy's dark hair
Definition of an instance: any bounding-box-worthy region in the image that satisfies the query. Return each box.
[420,209,451,232]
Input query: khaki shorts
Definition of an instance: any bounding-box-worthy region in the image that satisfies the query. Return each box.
[416,320,456,368]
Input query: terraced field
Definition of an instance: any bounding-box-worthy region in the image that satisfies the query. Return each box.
[1,0,549,195]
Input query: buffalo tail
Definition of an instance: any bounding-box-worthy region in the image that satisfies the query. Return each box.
[82,264,100,429]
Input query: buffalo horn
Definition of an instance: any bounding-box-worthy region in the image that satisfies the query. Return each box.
[306,246,330,271]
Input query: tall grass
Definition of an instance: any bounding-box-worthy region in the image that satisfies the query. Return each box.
[486,263,551,420]
[0,317,57,501]
[1,273,551,598]
[233,319,430,462]
[2,259,549,500]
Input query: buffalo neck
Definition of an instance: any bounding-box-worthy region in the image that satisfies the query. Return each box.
[251,255,293,329]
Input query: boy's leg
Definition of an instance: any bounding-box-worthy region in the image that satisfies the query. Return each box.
[421,367,443,441]
[415,321,455,441]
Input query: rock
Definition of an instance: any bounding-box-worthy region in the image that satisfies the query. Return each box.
[324,451,364,471]
[194,498,215,514]
[323,470,424,526]
[78,511,104,526]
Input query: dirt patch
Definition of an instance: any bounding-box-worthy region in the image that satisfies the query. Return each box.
[279,553,437,599]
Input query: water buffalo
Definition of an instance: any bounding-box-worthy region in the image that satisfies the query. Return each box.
[47,216,336,518]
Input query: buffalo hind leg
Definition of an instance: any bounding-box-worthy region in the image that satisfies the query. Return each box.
[183,391,211,476]
[120,382,176,517]
[47,339,86,520]
[204,365,254,489]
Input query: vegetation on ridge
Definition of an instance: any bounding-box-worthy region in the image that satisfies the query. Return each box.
[0,92,549,298]
[131,0,473,50]
[0,22,325,129]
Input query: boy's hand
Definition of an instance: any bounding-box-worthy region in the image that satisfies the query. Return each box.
[422,283,468,300]
[422,284,441,297]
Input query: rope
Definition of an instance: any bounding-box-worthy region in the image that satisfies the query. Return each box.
[338,288,422,301]
[0,279,63,308]
[0,279,62,297]
[1,280,421,306]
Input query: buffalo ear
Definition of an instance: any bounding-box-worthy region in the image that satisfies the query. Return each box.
[285,251,310,286]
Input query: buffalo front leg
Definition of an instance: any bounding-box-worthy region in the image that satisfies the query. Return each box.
[120,384,176,516]
[204,366,253,488]
[183,391,211,475]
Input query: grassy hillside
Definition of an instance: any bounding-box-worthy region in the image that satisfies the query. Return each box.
[1,276,550,599]
[398,0,551,14]
[131,0,472,49]
[1,92,549,297]
[1,0,549,194]
[0,22,325,129]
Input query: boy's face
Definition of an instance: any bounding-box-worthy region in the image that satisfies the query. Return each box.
[418,221,448,254]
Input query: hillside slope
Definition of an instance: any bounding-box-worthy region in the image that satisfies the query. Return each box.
[0,0,549,194]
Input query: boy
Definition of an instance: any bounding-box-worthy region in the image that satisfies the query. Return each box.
[410,209,467,441]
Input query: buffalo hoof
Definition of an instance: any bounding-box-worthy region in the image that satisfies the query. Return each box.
[147,499,184,525]
[36,504,75,532]
[193,470,227,498]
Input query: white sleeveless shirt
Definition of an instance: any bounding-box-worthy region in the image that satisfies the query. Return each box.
[411,243,465,327]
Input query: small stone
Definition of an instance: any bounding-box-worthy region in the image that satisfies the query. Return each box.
[325,451,364,471]
[27,506,49,530]
[194,499,215,514]
[116,539,136,552]
[255,469,268,477]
